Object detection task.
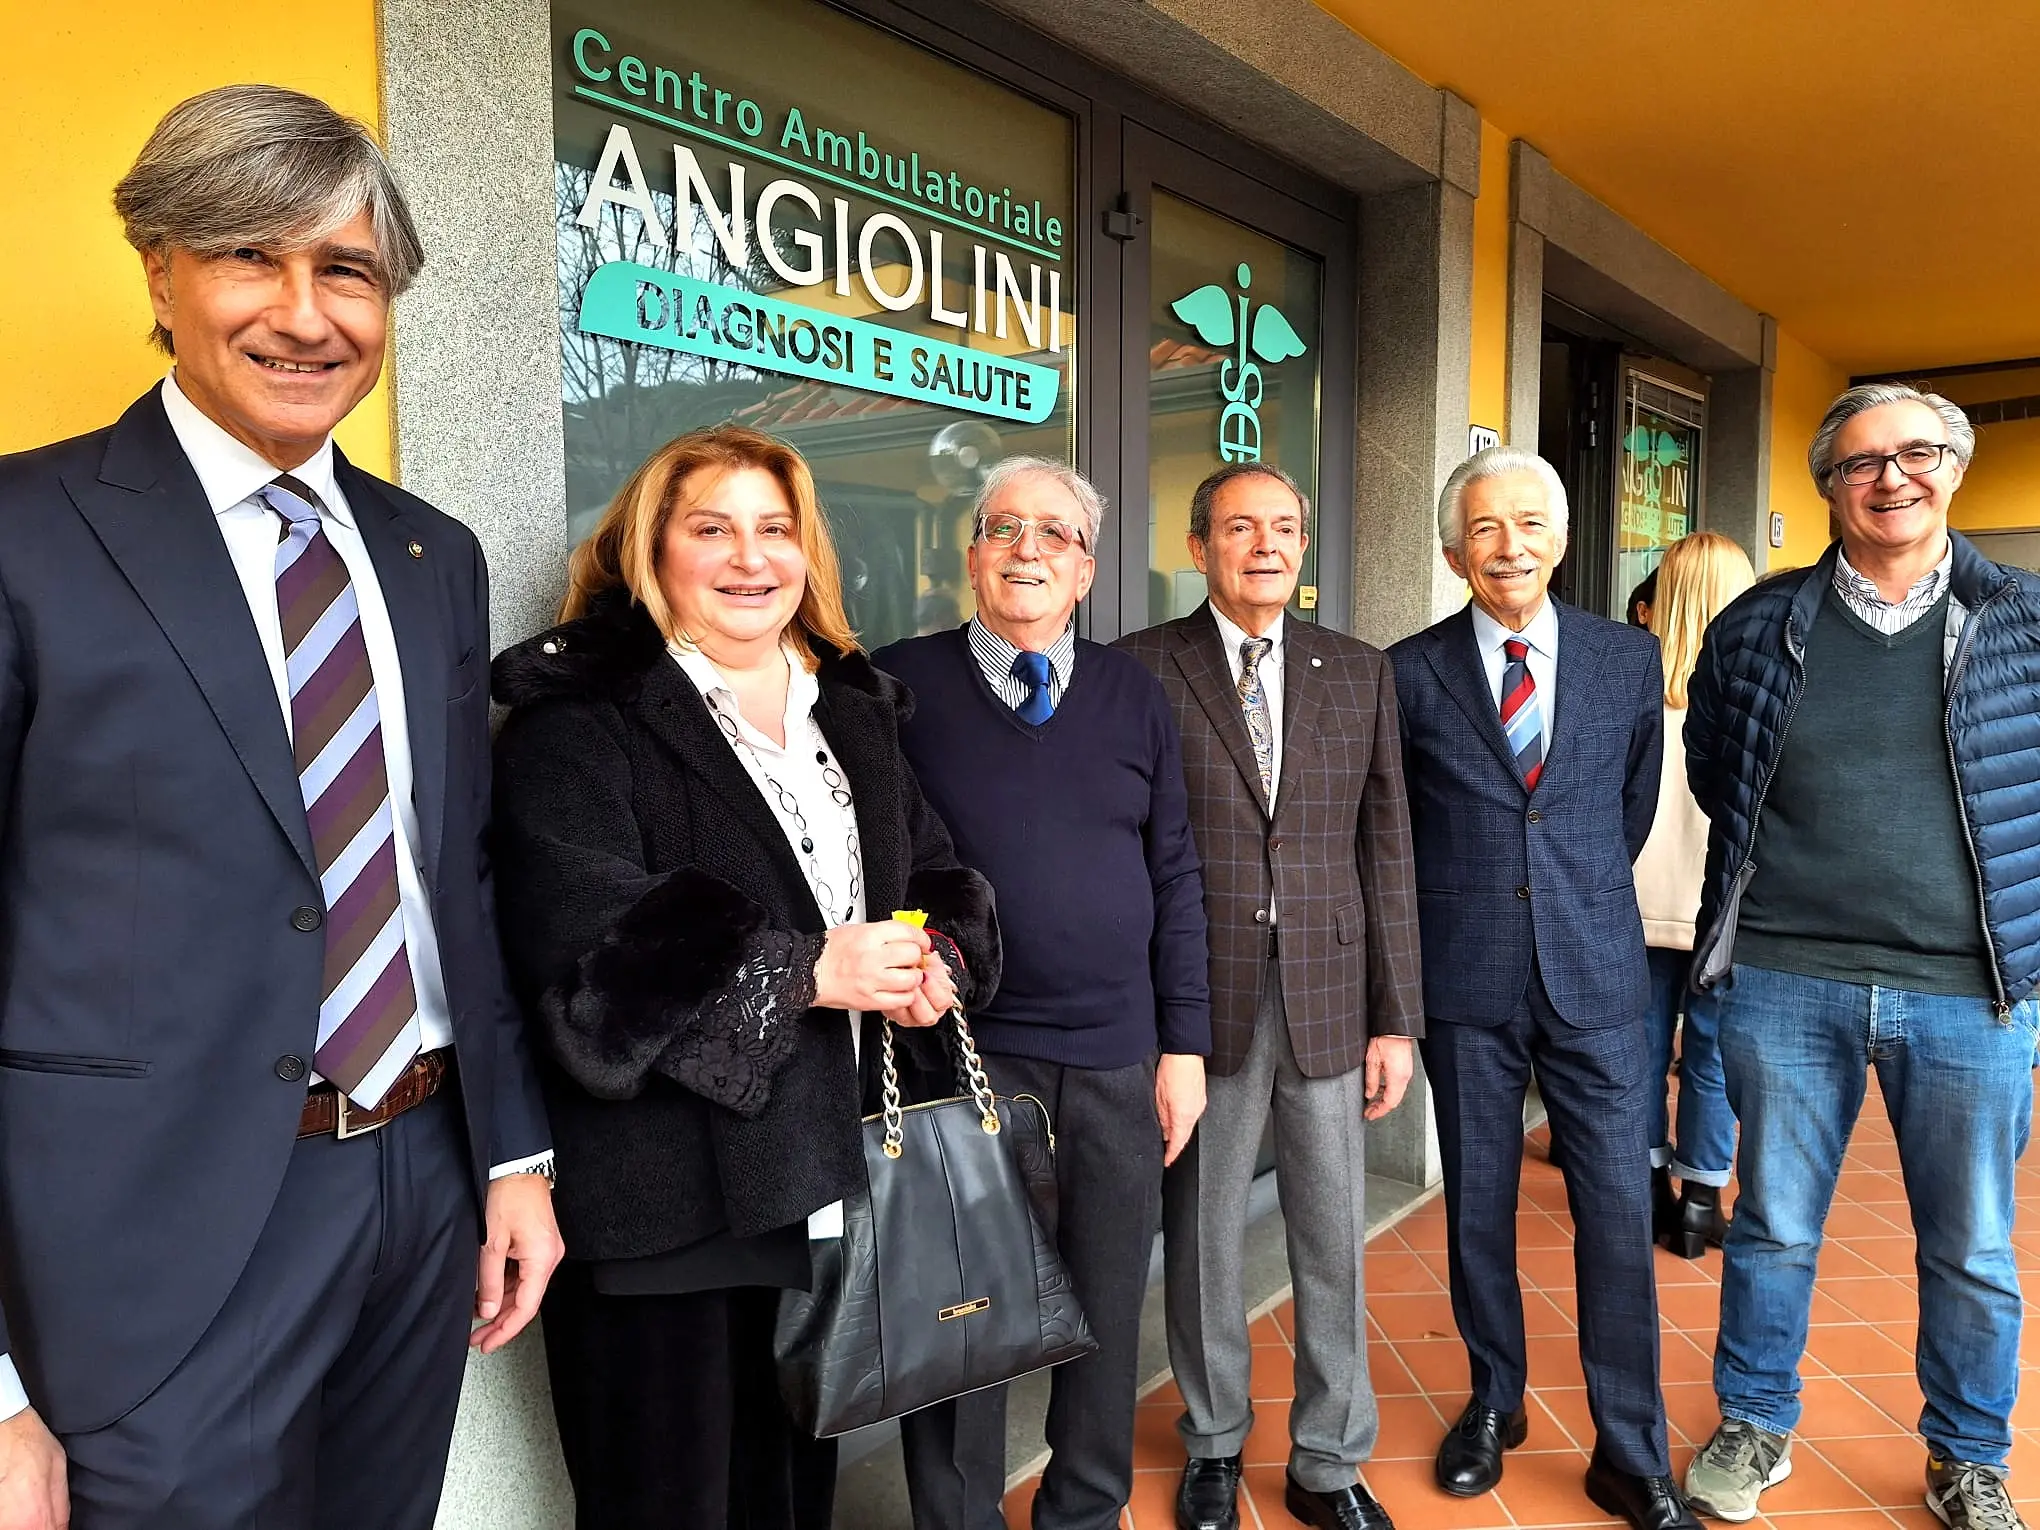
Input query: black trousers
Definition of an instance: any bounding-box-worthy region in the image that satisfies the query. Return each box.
[899,1053,1162,1530]
[61,1091,478,1529]
[542,1263,837,1530]
[1420,969,1670,1477]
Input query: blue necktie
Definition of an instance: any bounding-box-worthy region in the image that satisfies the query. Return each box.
[1012,650,1054,724]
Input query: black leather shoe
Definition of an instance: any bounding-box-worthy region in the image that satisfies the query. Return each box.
[1651,1166,1680,1248]
[1283,1473,1394,1530]
[1584,1453,1703,1530]
[1670,1183,1730,1258]
[1176,1455,1243,1530]
[1435,1400,1528,1497]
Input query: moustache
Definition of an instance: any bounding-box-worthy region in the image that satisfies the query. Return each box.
[996,560,1050,579]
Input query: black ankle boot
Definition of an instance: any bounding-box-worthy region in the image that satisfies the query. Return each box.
[1651,1166,1679,1247]
[1671,1182,1729,1259]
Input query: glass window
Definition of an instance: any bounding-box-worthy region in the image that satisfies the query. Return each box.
[1145,190,1322,624]
[1616,369,1704,606]
[551,0,1076,647]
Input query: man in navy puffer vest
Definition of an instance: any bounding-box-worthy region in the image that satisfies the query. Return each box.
[1682,383,2040,1530]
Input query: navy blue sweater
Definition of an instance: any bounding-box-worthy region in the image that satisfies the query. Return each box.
[874,627,1212,1069]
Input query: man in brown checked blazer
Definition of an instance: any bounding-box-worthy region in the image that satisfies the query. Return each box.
[1116,463,1425,1530]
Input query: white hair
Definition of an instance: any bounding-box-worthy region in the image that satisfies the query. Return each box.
[1807,382,1975,489]
[971,456,1106,549]
[1436,447,1570,551]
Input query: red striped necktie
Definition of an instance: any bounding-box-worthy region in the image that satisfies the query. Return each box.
[1499,637,1545,791]
[264,475,421,1107]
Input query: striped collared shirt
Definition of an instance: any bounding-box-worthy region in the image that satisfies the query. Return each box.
[1832,543,1955,635]
[967,615,1077,712]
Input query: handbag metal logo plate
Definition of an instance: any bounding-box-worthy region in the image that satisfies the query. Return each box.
[938,1297,992,1322]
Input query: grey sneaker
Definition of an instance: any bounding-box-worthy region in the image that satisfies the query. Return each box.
[1683,1420,1793,1522]
[1926,1459,2027,1530]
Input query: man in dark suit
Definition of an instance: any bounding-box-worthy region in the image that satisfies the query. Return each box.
[1388,448,1694,1530]
[0,86,560,1529]
[1118,464,1424,1530]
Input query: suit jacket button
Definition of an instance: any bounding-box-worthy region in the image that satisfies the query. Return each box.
[1269,837,1284,851]
[1526,809,1542,823]
[275,1054,307,1082]
[1253,908,1270,924]
[1516,885,1531,899]
[292,905,323,932]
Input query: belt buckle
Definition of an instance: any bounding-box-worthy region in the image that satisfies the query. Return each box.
[334,1093,390,1140]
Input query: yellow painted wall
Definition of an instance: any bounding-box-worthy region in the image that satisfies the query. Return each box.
[0,2,391,475]
[1952,419,2040,531]
[1468,121,1510,437]
[1930,367,2040,533]
[1767,328,1848,570]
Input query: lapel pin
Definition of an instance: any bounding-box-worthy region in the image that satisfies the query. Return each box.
[408,540,424,558]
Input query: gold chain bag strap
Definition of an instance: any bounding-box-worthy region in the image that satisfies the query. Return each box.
[774,1000,1097,1437]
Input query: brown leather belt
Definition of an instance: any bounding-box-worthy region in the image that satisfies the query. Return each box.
[298,1050,451,1140]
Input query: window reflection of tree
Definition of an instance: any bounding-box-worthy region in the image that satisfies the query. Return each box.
[555,162,787,540]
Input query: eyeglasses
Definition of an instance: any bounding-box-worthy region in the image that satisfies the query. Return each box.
[1832,443,1955,486]
[979,514,1088,554]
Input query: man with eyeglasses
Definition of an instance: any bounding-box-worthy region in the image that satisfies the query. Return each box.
[876,457,1211,1530]
[1682,384,2040,1530]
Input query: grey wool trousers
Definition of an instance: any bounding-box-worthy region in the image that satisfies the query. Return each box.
[1162,957,1378,1493]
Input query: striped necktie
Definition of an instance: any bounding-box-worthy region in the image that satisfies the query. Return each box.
[1499,636,1545,791]
[263,475,421,1107]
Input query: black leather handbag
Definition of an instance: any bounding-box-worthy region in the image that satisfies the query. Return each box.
[773,1009,1097,1437]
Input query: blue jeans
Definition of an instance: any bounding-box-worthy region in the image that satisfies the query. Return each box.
[1714,963,2034,1466]
[1644,947,1735,1186]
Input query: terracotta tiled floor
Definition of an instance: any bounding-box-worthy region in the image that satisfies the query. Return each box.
[1004,1087,2040,1529]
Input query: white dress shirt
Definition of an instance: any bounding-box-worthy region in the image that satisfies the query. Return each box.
[673,643,866,1240]
[1212,605,1287,792]
[1471,596,1559,766]
[158,378,549,1176]
[1212,605,1286,923]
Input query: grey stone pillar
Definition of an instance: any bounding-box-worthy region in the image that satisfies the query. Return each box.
[1351,161,1476,652]
[1705,316,1779,569]
[378,0,580,1523]
[1504,141,1550,449]
[1349,96,1477,1191]
[382,0,569,655]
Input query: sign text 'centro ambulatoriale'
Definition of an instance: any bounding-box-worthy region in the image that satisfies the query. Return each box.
[567,28,1066,424]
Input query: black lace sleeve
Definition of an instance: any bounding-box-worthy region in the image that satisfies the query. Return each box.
[651,929,828,1116]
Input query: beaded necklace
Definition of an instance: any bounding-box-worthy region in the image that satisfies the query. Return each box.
[710,703,863,926]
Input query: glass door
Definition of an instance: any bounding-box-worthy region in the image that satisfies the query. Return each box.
[1113,124,1354,633]
[1615,363,1706,609]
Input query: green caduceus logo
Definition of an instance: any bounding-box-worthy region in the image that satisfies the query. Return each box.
[1171,263,1308,463]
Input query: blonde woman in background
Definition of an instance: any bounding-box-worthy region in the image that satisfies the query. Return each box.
[1637,532,1755,1258]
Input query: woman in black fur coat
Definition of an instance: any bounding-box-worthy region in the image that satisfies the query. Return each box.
[491,426,999,1530]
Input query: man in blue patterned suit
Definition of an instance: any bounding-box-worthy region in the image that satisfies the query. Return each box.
[1388,447,1695,1530]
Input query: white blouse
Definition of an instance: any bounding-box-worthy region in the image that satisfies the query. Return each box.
[672,642,866,1239]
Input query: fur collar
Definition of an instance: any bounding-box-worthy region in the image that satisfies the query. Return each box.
[491,586,909,717]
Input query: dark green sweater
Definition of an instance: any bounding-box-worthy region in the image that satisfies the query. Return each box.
[1736,588,1993,997]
